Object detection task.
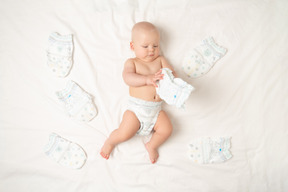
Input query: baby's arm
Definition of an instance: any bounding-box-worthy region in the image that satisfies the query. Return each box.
[122,59,163,87]
[160,56,177,77]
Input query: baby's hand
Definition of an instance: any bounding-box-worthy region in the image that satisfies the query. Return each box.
[146,69,164,87]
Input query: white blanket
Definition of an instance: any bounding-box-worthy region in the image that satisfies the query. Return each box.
[1,0,287,191]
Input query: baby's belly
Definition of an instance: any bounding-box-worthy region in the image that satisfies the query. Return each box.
[129,86,162,102]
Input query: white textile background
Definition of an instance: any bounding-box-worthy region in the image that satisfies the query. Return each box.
[0,0,287,191]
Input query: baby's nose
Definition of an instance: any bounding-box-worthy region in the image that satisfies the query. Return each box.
[148,46,155,51]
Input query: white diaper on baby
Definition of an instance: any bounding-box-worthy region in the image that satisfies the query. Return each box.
[127,96,162,136]
[56,80,97,122]
[188,137,232,164]
[47,32,74,77]
[156,68,194,108]
[182,37,227,78]
[44,133,87,169]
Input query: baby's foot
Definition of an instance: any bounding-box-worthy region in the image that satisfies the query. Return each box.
[100,141,114,160]
[145,143,159,164]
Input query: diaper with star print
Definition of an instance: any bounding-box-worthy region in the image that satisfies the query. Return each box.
[44,133,87,169]
[156,68,194,108]
[188,137,232,164]
[182,37,227,78]
[47,32,74,77]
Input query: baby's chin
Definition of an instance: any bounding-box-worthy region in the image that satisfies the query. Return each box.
[142,55,158,62]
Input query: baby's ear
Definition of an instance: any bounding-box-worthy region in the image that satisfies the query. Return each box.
[130,42,134,50]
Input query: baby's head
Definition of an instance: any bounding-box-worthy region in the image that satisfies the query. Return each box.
[130,22,160,62]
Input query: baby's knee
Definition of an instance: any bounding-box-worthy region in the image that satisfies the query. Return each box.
[155,125,173,139]
[166,123,173,136]
[160,111,173,127]
[155,113,173,136]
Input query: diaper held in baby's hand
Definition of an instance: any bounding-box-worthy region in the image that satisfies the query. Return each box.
[156,68,194,108]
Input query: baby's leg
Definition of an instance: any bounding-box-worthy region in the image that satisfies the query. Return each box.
[145,111,173,163]
[100,110,140,159]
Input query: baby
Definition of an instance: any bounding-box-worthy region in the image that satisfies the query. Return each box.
[100,21,175,164]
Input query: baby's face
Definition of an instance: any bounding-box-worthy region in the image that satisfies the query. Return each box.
[131,30,160,62]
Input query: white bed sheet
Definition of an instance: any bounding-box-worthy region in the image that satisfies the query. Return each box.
[0,0,288,191]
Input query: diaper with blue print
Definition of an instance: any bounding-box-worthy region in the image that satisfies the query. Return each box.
[156,68,194,108]
[182,37,227,78]
[44,133,87,169]
[56,80,98,122]
[47,32,74,77]
[188,137,232,164]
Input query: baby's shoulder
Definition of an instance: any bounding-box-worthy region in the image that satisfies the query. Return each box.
[158,55,166,61]
[124,58,135,65]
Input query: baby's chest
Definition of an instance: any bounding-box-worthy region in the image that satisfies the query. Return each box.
[135,60,162,75]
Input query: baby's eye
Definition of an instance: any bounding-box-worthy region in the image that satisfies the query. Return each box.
[142,46,148,48]
[153,45,158,48]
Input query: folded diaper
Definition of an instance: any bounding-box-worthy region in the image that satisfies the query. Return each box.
[56,80,97,122]
[188,137,232,164]
[47,32,74,77]
[44,133,87,169]
[182,37,227,78]
[156,68,194,108]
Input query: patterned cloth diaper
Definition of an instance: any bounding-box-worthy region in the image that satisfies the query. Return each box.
[56,80,98,122]
[156,68,194,108]
[47,32,74,77]
[188,137,232,164]
[182,37,227,78]
[44,133,87,169]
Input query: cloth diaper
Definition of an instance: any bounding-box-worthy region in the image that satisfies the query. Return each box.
[156,68,194,108]
[188,137,232,164]
[182,37,227,78]
[56,80,97,122]
[47,32,73,77]
[44,133,87,169]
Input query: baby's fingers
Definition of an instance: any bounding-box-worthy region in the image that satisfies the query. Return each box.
[154,73,164,80]
[153,81,158,88]
[153,75,164,88]
[154,69,162,76]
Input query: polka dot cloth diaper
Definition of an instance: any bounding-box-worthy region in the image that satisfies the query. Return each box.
[182,37,227,78]
[44,133,87,169]
[47,32,73,77]
[188,137,232,164]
